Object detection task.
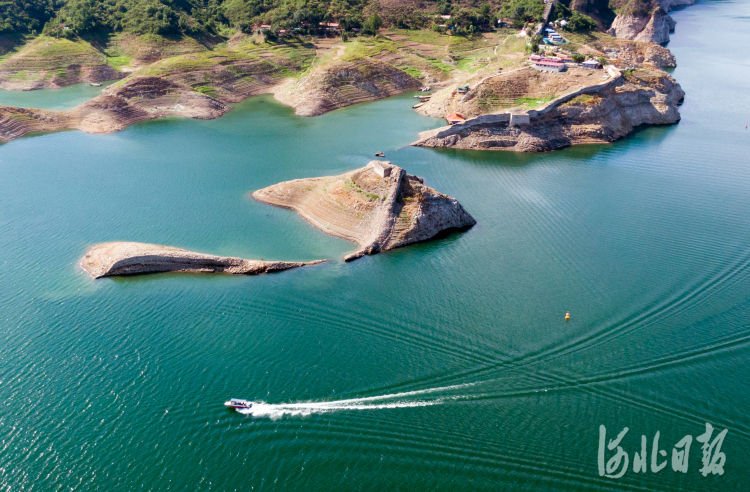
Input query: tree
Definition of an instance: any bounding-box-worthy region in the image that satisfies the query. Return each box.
[571,53,585,63]
[567,11,597,32]
[362,13,382,35]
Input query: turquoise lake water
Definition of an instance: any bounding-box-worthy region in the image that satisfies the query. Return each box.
[0,80,116,110]
[2,2,750,490]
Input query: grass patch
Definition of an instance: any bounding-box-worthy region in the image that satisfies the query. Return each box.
[514,95,556,108]
[398,65,422,78]
[0,36,105,71]
[340,37,401,62]
[194,85,217,96]
[107,55,132,70]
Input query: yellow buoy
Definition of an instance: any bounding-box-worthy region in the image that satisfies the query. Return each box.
[565,312,570,321]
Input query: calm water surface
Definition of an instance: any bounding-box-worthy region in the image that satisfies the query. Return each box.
[1,2,750,490]
[0,81,116,110]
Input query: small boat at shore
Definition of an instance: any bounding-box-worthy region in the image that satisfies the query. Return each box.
[412,103,424,109]
[414,95,431,100]
[90,82,102,87]
[224,398,253,409]
[420,86,431,92]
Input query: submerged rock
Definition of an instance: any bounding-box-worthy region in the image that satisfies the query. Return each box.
[81,242,324,278]
[252,161,476,261]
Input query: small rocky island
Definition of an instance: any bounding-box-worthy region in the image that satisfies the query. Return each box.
[81,242,324,278]
[252,161,476,261]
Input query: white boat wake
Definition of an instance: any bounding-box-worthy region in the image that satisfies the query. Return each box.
[236,382,476,419]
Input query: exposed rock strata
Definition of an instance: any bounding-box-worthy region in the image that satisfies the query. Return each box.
[81,242,323,278]
[0,65,123,91]
[0,76,229,142]
[252,161,476,261]
[0,58,420,142]
[608,7,675,44]
[274,59,421,116]
[413,67,684,153]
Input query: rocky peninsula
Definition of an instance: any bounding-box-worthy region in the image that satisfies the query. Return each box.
[81,242,324,278]
[413,65,684,152]
[0,76,229,142]
[252,161,476,261]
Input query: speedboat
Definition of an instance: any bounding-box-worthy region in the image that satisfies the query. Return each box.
[224,398,253,409]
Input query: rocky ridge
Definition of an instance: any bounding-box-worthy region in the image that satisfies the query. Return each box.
[252,161,476,261]
[81,242,324,278]
[0,76,229,142]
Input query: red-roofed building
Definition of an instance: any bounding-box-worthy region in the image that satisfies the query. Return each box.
[533,60,567,72]
[446,113,466,125]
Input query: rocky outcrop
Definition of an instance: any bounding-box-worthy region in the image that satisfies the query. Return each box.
[252,161,476,261]
[608,7,675,44]
[413,67,684,153]
[614,43,677,68]
[0,76,229,143]
[274,59,421,117]
[81,242,324,278]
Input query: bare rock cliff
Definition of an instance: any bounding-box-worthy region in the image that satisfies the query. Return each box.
[608,8,675,44]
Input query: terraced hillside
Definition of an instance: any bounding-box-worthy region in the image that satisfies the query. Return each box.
[275,58,421,116]
[0,36,122,89]
[0,76,228,142]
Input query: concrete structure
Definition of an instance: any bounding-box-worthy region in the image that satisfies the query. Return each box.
[371,160,392,178]
[510,113,530,126]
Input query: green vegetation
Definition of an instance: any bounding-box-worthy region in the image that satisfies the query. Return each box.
[499,0,544,25]
[0,36,105,70]
[106,54,131,69]
[340,37,400,62]
[570,93,602,105]
[514,94,555,108]
[609,0,659,16]
[0,0,538,42]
